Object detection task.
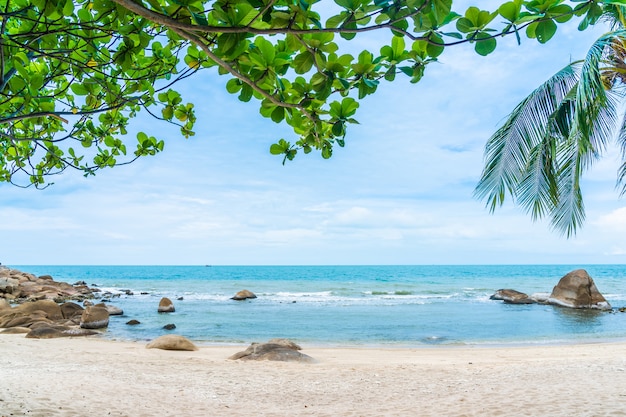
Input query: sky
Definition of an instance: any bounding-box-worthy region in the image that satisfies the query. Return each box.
[2,2,626,266]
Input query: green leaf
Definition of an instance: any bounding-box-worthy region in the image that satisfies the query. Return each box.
[226,79,241,94]
[270,106,285,123]
[71,84,88,96]
[534,19,557,44]
[456,17,474,33]
[426,33,444,58]
[293,52,315,74]
[474,32,497,56]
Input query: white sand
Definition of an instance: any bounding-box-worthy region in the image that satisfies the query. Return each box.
[1,335,626,416]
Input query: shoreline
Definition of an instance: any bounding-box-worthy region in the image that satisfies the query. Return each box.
[2,334,626,416]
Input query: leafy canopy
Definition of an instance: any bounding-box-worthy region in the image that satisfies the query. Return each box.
[0,0,609,187]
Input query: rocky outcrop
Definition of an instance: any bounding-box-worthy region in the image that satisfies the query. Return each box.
[231,289,257,301]
[80,306,110,329]
[158,297,175,313]
[26,325,98,339]
[146,335,198,351]
[548,269,611,310]
[0,268,123,338]
[490,269,612,311]
[229,339,315,363]
[0,267,96,302]
[490,289,535,304]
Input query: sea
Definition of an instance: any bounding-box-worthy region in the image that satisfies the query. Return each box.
[11,264,626,347]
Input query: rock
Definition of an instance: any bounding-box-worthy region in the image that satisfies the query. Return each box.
[104,304,124,316]
[60,302,84,320]
[229,340,315,363]
[0,312,51,328]
[146,335,198,351]
[231,289,257,301]
[0,327,31,334]
[80,306,110,329]
[267,338,302,350]
[158,297,175,313]
[163,324,176,330]
[0,277,20,294]
[126,319,141,325]
[0,298,11,311]
[13,300,63,321]
[529,293,551,303]
[26,325,98,339]
[490,289,535,304]
[547,269,611,310]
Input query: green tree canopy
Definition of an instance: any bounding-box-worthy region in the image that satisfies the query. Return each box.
[475,2,626,237]
[0,0,610,187]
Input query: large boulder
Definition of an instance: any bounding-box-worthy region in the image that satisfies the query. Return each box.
[13,299,63,320]
[490,289,535,304]
[158,297,175,313]
[80,306,110,329]
[146,335,198,351]
[231,289,257,301]
[547,269,611,310]
[229,339,315,363]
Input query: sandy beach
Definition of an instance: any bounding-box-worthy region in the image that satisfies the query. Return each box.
[1,335,626,416]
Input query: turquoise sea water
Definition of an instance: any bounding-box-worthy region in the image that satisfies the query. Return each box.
[11,265,626,346]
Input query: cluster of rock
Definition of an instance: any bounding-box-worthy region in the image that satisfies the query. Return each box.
[0,268,312,361]
[0,299,121,338]
[490,269,612,311]
[0,267,97,303]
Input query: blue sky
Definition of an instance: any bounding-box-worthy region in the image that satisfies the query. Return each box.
[2,3,625,265]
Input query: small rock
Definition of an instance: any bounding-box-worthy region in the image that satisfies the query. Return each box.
[146,335,198,351]
[104,304,124,316]
[490,289,535,304]
[158,297,175,313]
[163,323,176,330]
[231,289,257,301]
[126,319,141,325]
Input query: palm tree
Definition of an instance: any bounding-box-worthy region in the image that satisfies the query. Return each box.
[474,5,626,237]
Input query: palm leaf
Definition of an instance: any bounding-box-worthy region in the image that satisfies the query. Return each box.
[474,63,580,211]
[550,135,585,237]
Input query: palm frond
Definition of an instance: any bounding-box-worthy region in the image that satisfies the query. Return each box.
[474,63,580,210]
[616,110,626,195]
[551,137,585,237]
[576,31,626,156]
[516,134,558,220]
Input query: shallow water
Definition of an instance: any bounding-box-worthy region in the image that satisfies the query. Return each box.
[13,264,626,346]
